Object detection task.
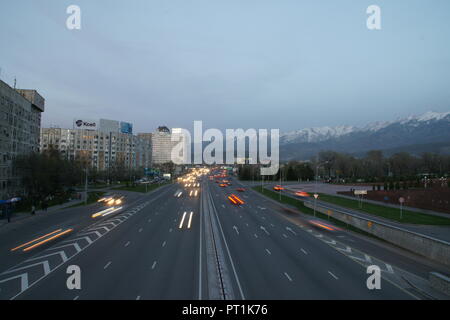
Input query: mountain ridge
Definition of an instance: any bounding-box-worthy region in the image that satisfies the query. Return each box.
[279,111,450,160]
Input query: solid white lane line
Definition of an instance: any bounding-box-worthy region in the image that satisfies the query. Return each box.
[179,211,187,229]
[73,296,79,300]
[125,241,130,247]
[104,261,112,270]
[169,228,173,233]
[328,271,339,280]
[282,234,288,238]
[254,234,258,238]
[136,296,141,300]
[265,249,271,255]
[187,211,193,229]
[139,228,143,233]
[284,272,293,282]
[162,241,166,247]
[151,261,157,269]
[301,248,308,255]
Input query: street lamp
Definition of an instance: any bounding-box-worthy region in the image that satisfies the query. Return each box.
[314,158,330,197]
[84,167,88,205]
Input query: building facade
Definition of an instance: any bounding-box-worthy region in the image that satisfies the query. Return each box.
[150,126,173,164]
[40,126,151,172]
[0,80,45,200]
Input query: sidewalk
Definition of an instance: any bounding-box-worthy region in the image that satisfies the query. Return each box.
[0,198,84,229]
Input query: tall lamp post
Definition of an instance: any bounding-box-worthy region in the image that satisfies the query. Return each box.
[314,158,330,216]
[84,167,88,205]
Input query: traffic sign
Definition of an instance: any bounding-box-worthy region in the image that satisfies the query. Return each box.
[354,190,367,195]
[399,197,405,204]
[313,194,319,199]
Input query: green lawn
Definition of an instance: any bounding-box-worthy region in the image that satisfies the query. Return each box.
[314,193,450,226]
[112,182,169,193]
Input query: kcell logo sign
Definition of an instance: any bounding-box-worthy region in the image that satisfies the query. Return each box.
[73,119,97,129]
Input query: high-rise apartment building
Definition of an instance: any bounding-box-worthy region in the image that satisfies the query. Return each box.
[41,121,151,171]
[151,126,173,164]
[0,80,45,200]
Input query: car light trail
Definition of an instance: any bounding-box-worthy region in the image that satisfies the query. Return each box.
[228,194,244,205]
[101,206,123,217]
[228,195,238,204]
[187,212,193,229]
[22,229,73,252]
[11,229,63,252]
[179,211,187,228]
[92,206,122,218]
[309,220,339,231]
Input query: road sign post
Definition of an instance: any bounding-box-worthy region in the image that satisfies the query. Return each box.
[313,193,319,217]
[354,190,367,209]
[399,197,405,219]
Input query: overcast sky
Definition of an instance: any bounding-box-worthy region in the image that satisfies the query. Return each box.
[1,0,449,133]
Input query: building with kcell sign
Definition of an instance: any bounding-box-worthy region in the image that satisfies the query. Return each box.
[73,118,97,130]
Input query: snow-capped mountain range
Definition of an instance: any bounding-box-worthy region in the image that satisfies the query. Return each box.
[280,111,450,160]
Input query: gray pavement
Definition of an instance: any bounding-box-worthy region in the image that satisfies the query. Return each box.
[0,176,447,300]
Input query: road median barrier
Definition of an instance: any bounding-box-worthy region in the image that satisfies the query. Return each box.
[429,272,450,296]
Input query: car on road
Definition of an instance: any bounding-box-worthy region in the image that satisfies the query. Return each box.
[236,188,245,192]
[295,191,310,197]
[219,183,227,187]
[273,185,284,191]
[228,194,244,205]
[98,194,124,206]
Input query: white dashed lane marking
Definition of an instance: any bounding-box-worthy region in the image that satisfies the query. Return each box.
[328,271,339,280]
[284,272,293,282]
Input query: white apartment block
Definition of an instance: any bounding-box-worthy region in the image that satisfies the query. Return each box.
[40,128,151,171]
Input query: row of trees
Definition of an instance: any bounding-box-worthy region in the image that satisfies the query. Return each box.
[237,150,450,183]
[238,162,315,181]
[315,150,450,182]
[13,149,147,202]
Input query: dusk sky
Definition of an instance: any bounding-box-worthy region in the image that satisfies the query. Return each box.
[1,0,449,133]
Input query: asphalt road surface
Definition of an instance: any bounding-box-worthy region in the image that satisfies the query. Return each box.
[0,176,444,300]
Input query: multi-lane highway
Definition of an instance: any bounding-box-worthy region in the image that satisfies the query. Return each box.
[0,170,445,300]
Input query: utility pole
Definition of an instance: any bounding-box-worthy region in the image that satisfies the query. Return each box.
[279,167,282,201]
[84,167,88,205]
